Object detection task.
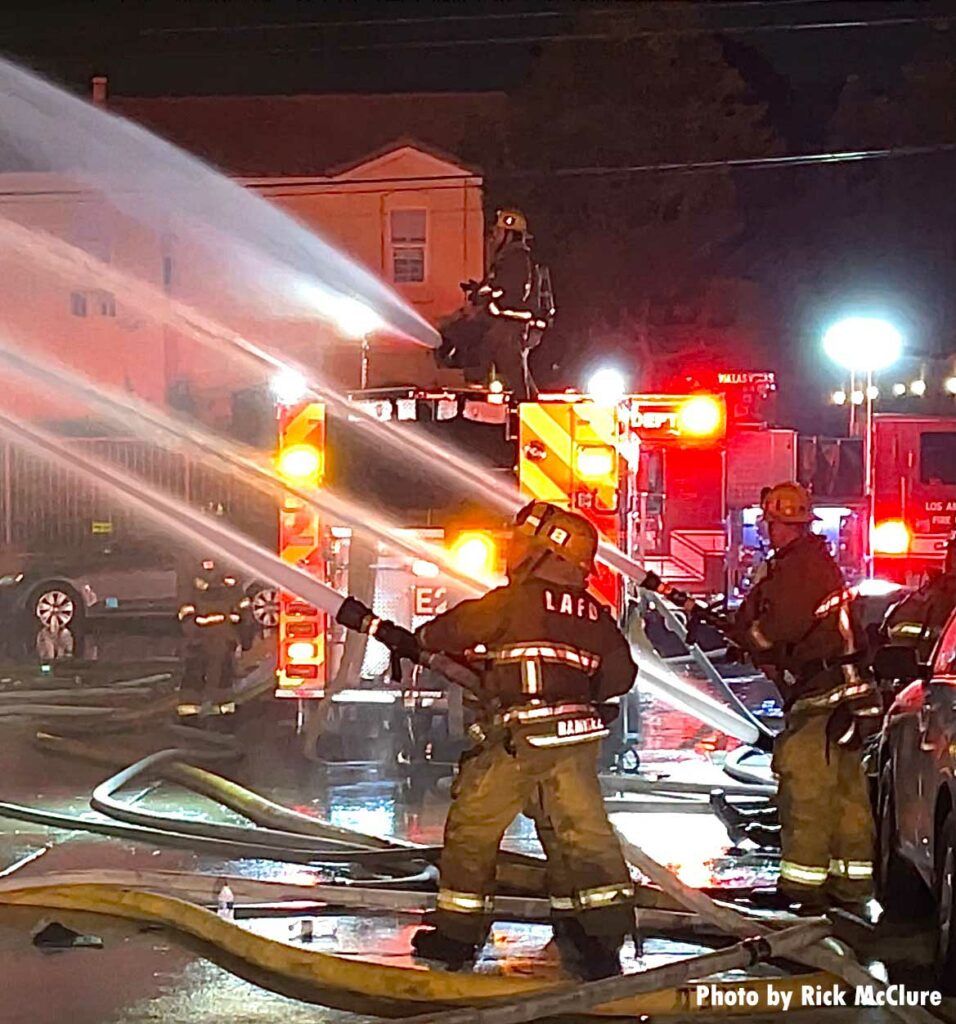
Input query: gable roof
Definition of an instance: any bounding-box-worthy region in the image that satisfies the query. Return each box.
[110,92,508,178]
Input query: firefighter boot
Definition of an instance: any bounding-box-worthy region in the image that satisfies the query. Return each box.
[710,789,748,845]
[740,821,782,849]
[552,918,622,981]
[411,928,477,971]
[710,790,779,847]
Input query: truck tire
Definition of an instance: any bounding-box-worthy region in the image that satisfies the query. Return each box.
[934,811,956,995]
[876,766,929,920]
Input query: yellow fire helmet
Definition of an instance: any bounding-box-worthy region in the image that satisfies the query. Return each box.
[761,481,818,524]
[512,500,598,575]
[495,207,528,234]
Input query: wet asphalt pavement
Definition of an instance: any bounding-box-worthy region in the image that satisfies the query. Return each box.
[0,622,952,1024]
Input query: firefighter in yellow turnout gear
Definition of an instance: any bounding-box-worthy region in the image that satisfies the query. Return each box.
[411,502,638,978]
[177,556,255,719]
[735,483,882,910]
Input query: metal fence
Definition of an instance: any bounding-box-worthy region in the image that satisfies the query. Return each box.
[0,438,274,553]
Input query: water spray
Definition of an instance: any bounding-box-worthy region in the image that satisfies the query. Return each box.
[0,58,437,349]
[0,213,649,595]
[0,413,347,620]
[0,333,489,595]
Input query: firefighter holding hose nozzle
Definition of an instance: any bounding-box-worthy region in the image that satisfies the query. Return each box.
[415,503,638,977]
[337,503,637,977]
[731,482,882,913]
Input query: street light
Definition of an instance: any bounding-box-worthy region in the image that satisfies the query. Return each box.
[822,317,903,373]
[822,315,904,578]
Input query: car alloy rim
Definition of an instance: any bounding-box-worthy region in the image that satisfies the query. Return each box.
[940,845,955,963]
[251,588,279,627]
[35,590,74,629]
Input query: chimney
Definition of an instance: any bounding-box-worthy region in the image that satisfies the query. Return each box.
[91,75,108,106]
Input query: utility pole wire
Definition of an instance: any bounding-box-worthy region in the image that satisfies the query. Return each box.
[231,143,956,192]
[15,9,954,61]
[133,0,863,38]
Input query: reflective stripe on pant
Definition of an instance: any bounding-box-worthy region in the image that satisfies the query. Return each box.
[436,731,633,944]
[773,712,874,901]
[179,632,236,709]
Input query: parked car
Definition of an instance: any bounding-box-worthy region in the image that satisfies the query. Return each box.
[874,609,956,992]
[0,541,278,631]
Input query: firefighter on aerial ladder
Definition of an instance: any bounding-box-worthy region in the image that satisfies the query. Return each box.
[176,505,256,721]
[409,501,637,979]
[437,208,552,397]
[732,482,882,911]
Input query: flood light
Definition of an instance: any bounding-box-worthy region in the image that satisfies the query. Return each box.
[449,532,497,578]
[270,368,309,406]
[587,368,626,406]
[823,317,903,372]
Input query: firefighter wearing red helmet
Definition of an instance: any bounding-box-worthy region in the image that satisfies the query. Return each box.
[411,501,637,978]
[734,482,881,911]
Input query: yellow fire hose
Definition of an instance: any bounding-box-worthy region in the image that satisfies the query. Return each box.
[0,880,838,1018]
[0,867,722,938]
[390,919,834,1024]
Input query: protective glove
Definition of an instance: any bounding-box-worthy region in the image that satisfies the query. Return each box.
[335,597,422,661]
[372,619,422,663]
[335,596,373,632]
[753,730,776,754]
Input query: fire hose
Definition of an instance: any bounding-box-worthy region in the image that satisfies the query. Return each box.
[391,918,833,1024]
[614,830,941,1024]
[28,731,684,905]
[0,879,839,1018]
[635,578,775,749]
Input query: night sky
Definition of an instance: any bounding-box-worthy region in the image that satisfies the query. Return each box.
[0,1,942,118]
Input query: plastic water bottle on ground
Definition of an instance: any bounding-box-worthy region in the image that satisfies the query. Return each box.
[217,883,235,921]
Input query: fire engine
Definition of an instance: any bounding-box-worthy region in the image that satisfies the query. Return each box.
[796,414,956,585]
[271,382,770,704]
[269,375,955,761]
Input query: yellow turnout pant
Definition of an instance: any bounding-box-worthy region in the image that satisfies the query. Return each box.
[773,712,874,902]
[435,730,633,944]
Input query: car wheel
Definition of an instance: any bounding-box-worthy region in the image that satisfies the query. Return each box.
[876,765,930,920]
[935,811,956,994]
[249,585,278,629]
[31,584,81,631]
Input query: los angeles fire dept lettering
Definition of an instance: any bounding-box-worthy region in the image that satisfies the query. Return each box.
[544,588,600,621]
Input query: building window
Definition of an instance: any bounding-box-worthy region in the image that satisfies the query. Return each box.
[390,209,426,283]
[70,288,116,318]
